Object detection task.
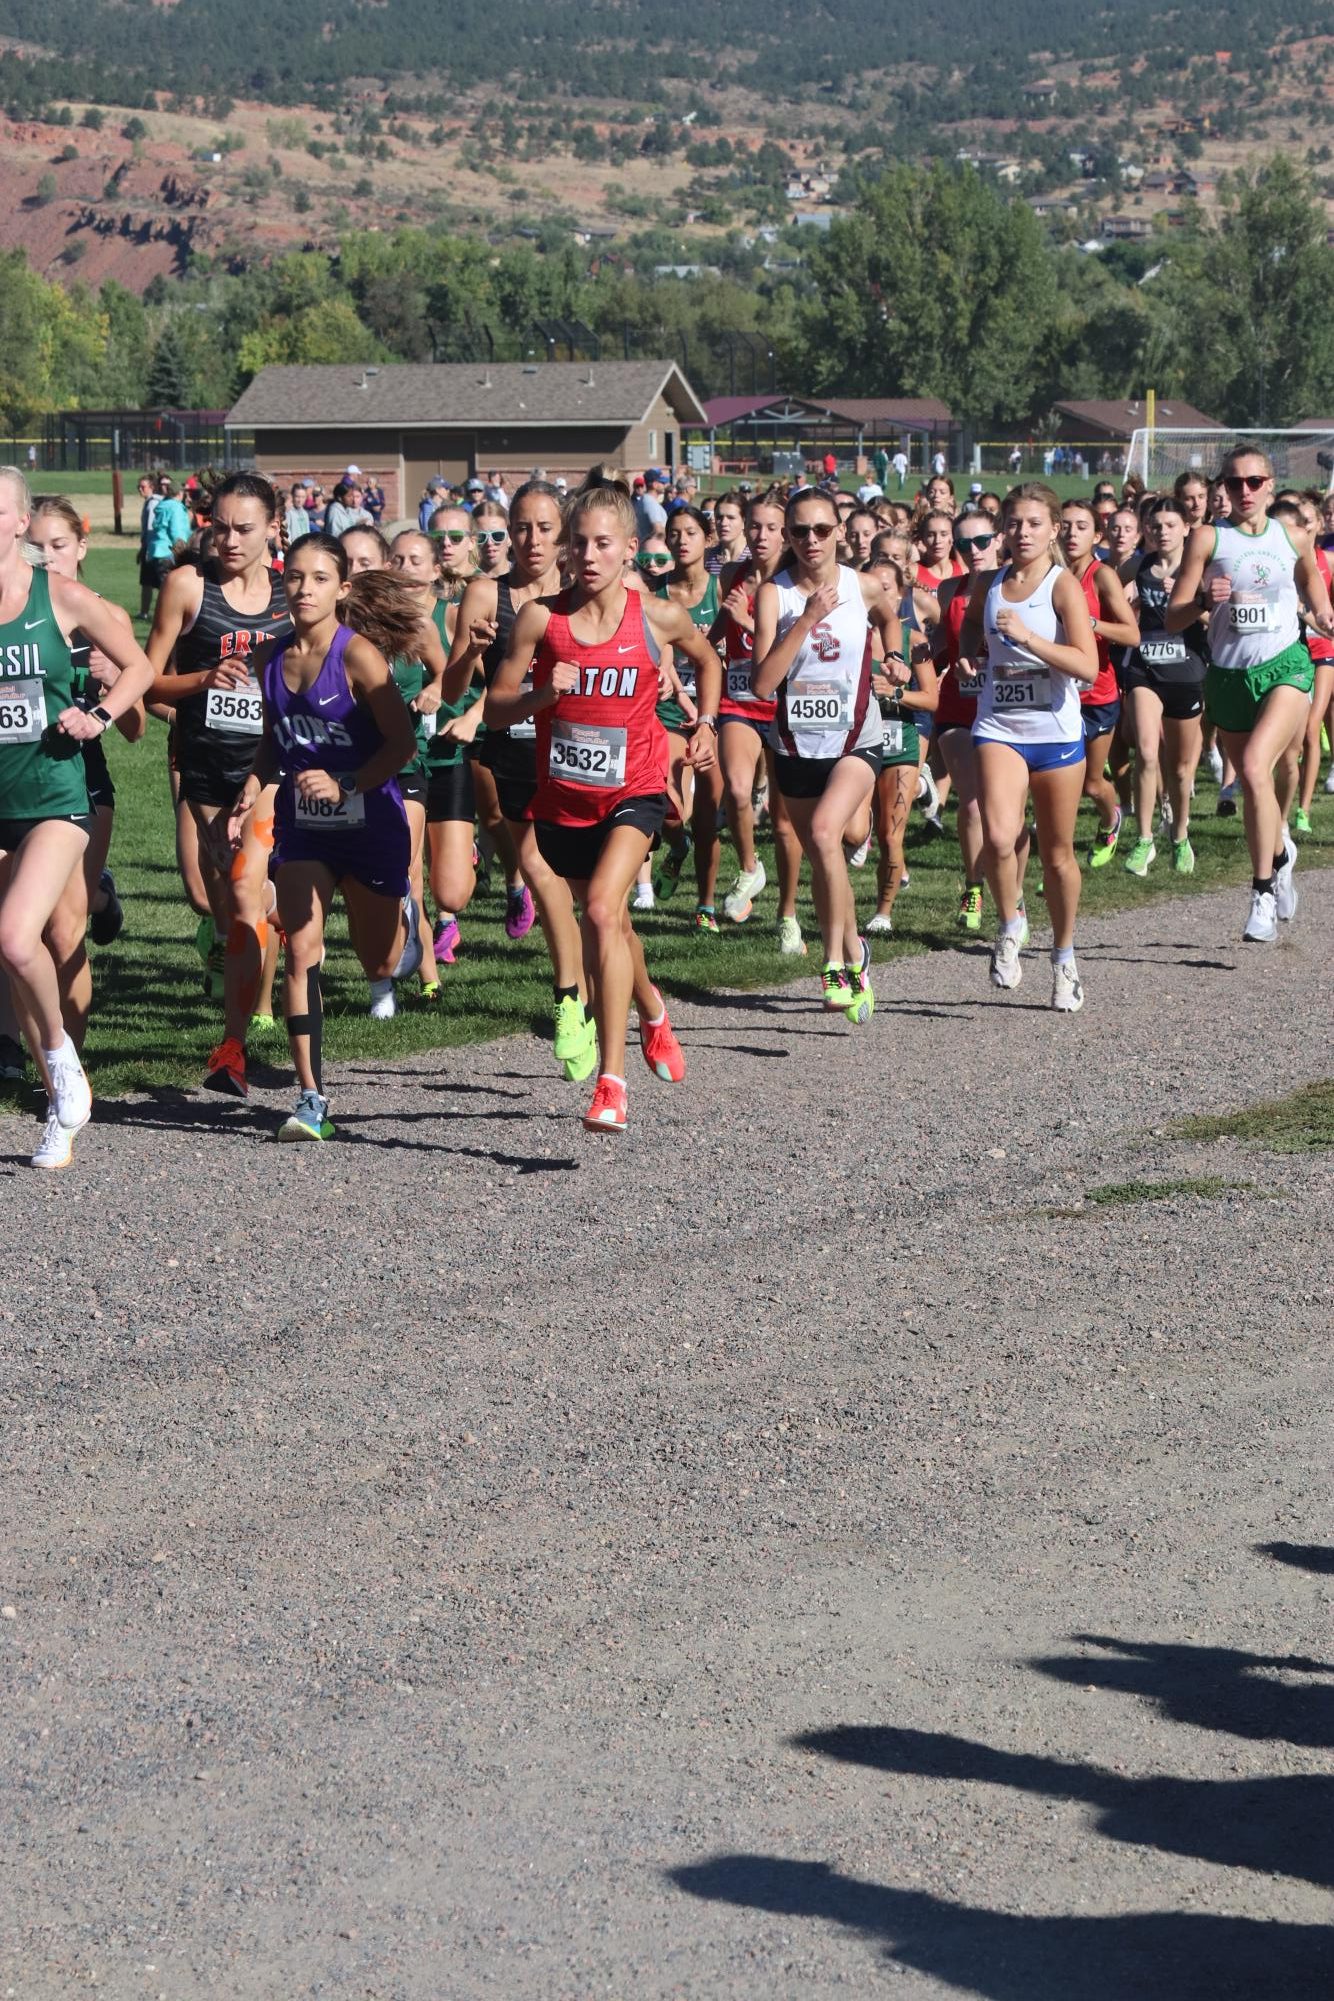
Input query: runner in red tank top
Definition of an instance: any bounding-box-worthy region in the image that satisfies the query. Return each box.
[1294,504,1334,832]
[926,507,1002,933]
[1060,500,1140,870]
[486,481,720,1134]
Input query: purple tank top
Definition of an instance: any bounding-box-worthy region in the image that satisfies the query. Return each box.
[262,621,385,779]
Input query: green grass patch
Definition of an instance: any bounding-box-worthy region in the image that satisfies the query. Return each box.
[1170,1079,1334,1154]
[5,541,1333,1103]
[1040,1175,1255,1218]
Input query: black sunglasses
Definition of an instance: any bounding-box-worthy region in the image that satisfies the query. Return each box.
[1224,473,1268,493]
[955,532,995,551]
[791,521,837,540]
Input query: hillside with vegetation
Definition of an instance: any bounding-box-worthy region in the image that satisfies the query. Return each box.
[0,0,1331,433]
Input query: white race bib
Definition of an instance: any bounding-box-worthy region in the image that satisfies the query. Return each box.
[0,677,45,744]
[882,718,904,756]
[509,676,536,739]
[205,680,264,735]
[1140,636,1187,666]
[294,787,366,831]
[992,670,1052,711]
[1230,600,1276,634]
[419,710,438,741]
[788,679,853,732]
[726,662,757,702]
[673,653,697,698]
[548,719,627,788]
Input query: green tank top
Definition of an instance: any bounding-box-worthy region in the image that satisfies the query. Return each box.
[654,572,719,729]
[390,651,428,772]
[424,598,477,770]
[0,566,90,820]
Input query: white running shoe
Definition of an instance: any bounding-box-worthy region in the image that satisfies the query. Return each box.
[775,914,806,956]
[916,765,940,816]
[1325,765,1334,795]
[990,933,1023,990]
[1275,834,1298,922]
[723,859,766,922]
[393,895,424,980]
[1242,888,1278,942]
[31,1107,75,1170]
[1051,959,1084,1013]
[369,978,396,1020]
[866,911,893,935]
[1207,742,1225,782]
[846,834,872,868]
[631,881,655,911]
[45,1040,91,1133]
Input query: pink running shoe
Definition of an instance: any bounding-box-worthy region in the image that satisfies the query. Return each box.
[505,884,535,940]
[433,916,460,965]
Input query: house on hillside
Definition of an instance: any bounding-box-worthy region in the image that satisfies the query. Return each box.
[1051,398,1223,448]
[1023,79,1059,105]
[226,361,707,515]
[1101,215,1153,241]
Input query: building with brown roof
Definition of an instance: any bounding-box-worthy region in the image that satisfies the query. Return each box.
[226,361,708,515]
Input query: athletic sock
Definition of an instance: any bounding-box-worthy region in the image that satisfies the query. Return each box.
[1253,875,1274,896]
[1001,915,1025,942]
[1051,944,1075,968]
[1273,852,1287,874]
[554,984,579,1004]
[598,1072,626,1089]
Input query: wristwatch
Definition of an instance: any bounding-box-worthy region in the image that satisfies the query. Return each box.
[90,704,114,731]
[694,713,718,730]
[338,771,359,797]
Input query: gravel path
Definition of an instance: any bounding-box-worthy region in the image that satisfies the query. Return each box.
[3,875,1332,1998]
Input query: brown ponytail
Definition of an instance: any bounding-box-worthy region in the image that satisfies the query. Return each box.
[341,569,426,661]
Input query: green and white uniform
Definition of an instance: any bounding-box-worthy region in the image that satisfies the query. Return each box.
[422,597,478,823]
[390,649,430,774]
[1204,517,1312,734]
[423,601,474,772]
[655,573,719,731]
[0,566,90,829]
[879,618,921,770]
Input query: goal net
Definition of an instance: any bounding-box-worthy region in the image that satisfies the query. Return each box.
[1127,427,1334,491]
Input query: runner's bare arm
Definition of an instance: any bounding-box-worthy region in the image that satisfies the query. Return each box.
[1296,549,1334,636]
[335,633,418,793]
[444,575,499,704]
[483,601,558,728]
[414,609,471,712]
[49,576,157,739]
[1092,564,1140,650]
[144,566,246,702]
[998,569,1098,684]
[82,598,147,742]
[752,577,839,700]
[1167,525,1217,631]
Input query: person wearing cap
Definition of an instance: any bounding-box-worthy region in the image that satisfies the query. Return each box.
[554,475,568,495]
[418,478,447,534]
[634,476,667,546]
[325,480,371,538]
[344,462,363,482]
[362,472,385,524]
[463,477,486,513]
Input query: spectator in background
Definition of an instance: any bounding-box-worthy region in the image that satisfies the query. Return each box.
[145,477,191,586]
[284,481,311,545]
[891,448,908,489]
[873,443,890,490]
[326,481,371,538]
[306,484,327,533]
[136,473,158,618]
[463,477,487,512]
[822,449,838,480]
[418,478,447,532]
[633,474,667,546]
[482,469,508,508]
[361,473,385,524]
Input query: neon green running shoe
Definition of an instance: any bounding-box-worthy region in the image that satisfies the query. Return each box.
[957,884,983,933]
[846,969,874,1025]
[1172,837,1195,875]
[820,962,853,1012]
[554,994,591,1066]
[693,905,720,935]
[1088,810,1123,869]
[1124,837,1156,878]
[1293,807,1312,836]
[561,1018,598,1084]
[653,834,692,902]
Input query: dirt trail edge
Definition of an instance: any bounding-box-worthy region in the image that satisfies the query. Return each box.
[3,877,1332,1999]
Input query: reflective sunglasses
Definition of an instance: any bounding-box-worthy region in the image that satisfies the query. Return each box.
[1225,473,1268,493]
[637,551,673,569]
[790,521,837,540]
[955,532,995,551]
[474,529,508,546]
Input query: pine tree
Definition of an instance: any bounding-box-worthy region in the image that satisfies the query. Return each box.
[145,322,189,408]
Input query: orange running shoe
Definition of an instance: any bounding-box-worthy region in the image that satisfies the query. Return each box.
[203,1037,248,1097]
[582,1074,627,1133]
[639,989,685,1083]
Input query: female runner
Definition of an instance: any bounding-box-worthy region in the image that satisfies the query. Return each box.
[1059,499,1140,869]
[752,487,900,1020]
[651,504,714,900]
[707,491,748,574]
[915,510,964,591]
[342,525,450,1009]
[226,535,421,1142]
[1170,447,1334,942]
[450,479,599,1081]
[0,466,155,1168]
[698,488,804,951]
[959,483,1099,1011]
[26,496,146,1042]
[146,472,292,1098]
[469,501,510,578]
[486,483,720,1133]
[1118,495,1206,876]
[863,552,938,936]
[388,529,481,967]
[924,508,999,931]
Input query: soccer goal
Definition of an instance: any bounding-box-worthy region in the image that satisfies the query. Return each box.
[1126,427,1334,492]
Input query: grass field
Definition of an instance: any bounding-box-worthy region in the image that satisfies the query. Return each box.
[6,542,1332,1107]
